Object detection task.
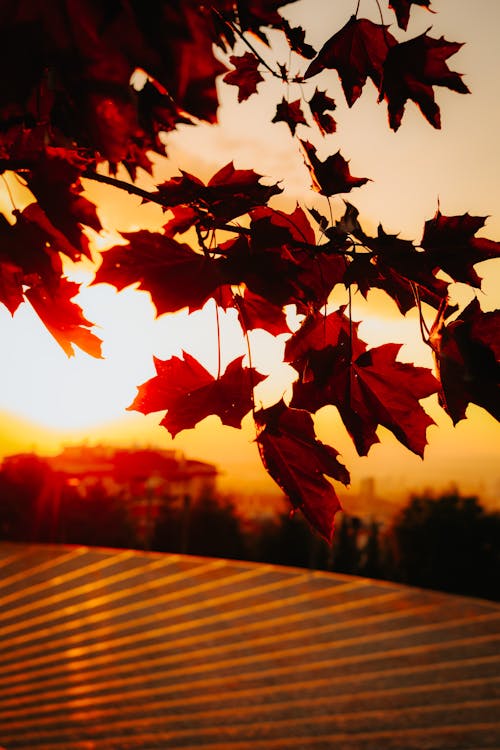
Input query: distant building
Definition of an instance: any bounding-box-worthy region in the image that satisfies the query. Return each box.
[2,446,217,546]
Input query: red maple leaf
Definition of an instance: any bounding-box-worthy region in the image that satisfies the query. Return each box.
[305,17,396,106]
[129,353,266,437]
[26,277,102,358]
[271,98,308,136]
[344,223,449,313]
[430,300,500,424]
[255,399,349,542]
[308,88,336,135]
[285,307,365,364]
[291,338,438,457]
[155,162,282,226]
[388,0,433,31]
[93,231,225,315]
[234,289,291,336]
[27,147,102,260]
[223,52,264,102]
[380,32,470,130]
[300,141,370,197]
[0,258,23,315]
[421,211,500,287]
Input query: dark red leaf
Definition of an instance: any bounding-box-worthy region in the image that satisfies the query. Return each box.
[129,353,266,437]
[223,52,264,102]
[163,206,199,237]
[300,140,370,196]
[26,147,102,260]
[308,88,336,135]
[156,162,282,226]
[344,252,448,314]
[421,211,500,287]
[388,0,433,31]
[291,334,438,457]
[0,259,23,315]
[93,231,225,315]
[255,399,349,542]
[380,32,470,131]
[26,277,102,358]
[430,300,500,424]
[281,19,316,59]
[305,17,396,106]
[285,307,365,364]
[235,289,291,336]
[235,0,296,41]
[271,98,308,136]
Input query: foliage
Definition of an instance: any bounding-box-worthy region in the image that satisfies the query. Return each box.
[386,493,500,600]
[0,1,498,542]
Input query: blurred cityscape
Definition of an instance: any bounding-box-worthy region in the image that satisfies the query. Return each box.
[0,445,498,601]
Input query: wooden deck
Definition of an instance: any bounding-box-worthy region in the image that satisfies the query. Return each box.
[0,542,499,749]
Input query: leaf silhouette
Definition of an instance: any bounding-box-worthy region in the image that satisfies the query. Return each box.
[26,278,102,358]
[308,88,336,135]
[430,300,500,424]
[305,17,396,106]
[155,162,282,226]
[272,98,308,135]
[389,0,433,31]
[421,211,500,287]
[234,289,291,336]
[380,32,470,130]
[93,231,225,315]
[300,141,370,196]
[255,399,349,541]
[291,339,438,457]
[223,52,264,102]
[281,19,316,59]
[130,353,266,437]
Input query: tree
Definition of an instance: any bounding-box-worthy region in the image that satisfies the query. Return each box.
[386,492,500,600]
[0,1,498,543]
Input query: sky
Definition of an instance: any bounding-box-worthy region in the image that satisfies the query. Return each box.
[0,1,499,508]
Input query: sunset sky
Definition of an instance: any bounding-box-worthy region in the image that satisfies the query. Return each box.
[0,1,499,509]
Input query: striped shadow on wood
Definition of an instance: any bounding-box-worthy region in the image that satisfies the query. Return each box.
[0,542,498,750]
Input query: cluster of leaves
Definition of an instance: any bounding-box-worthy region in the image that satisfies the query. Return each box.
[0,1,498,542]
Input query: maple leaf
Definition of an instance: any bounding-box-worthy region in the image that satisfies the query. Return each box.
[129,353,266,437]
[291,336,438,457]
[220,232,300,308]
[285,307,365,364]
[300,141,370,196]
[0,258,23,315]
[430,300,500,424]
[344,253,448,314]
[25,278,102,358]
[294,251,346,313]
[281,19,316,59]
[223,52,264,102]
[234,289,291,336]
[305,17,396,106]
[308,88,336,136]
[26,147,102,260]
[235,0,296,42]
[271,98,308,136]
[389,0,433,31]
[421,211,500,287]
[163,206,199,237]
[93,231,226,315]
[346,223,449,313]
[255,399,349,542]
[155,162,282,227]
[380,32,470,131]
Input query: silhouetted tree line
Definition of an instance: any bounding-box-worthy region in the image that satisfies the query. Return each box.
[0,456,498,601]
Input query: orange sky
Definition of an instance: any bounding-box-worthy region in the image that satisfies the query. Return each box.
[0,1,499,508]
